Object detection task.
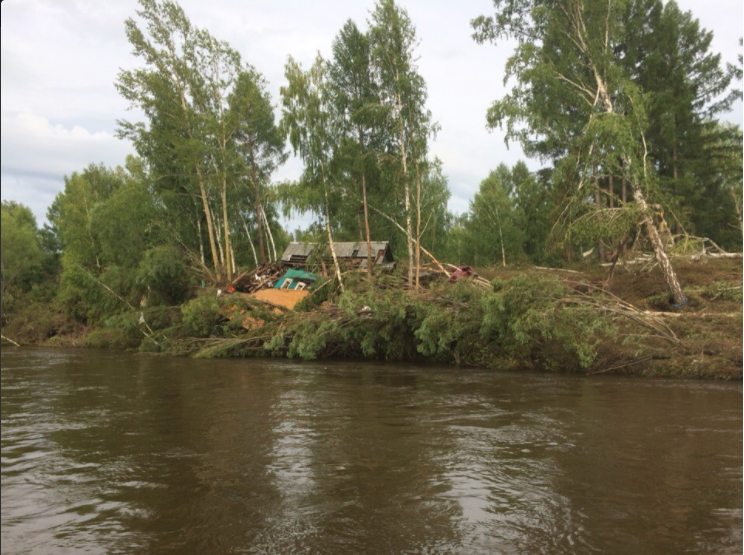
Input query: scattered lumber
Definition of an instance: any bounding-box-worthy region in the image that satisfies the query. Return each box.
[600,254,654,267]
[231,263,285,293]
[532,266,583,274]
[690,252,742,261]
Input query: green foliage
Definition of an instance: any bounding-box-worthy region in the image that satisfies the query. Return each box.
[563,202,644,250]
[48,159,195,324]
[4,303,70,343]
[336,284,418,359]
[90,176,158,268]
[279,1,446,272]
[220,273,618,371]
[1,202,45,294]
[473,0,741,259]
[467,166,526,266]
[280,54,337,217]
[136,246,190,306]
[181,294,224,337]
[484,276,613,369]
[621,1,740,248]
[117,0,286,279]
[414,282,484,363]
[443,162,556,266]
[415,276,615,369]
[86,320,142,350]
[695,282,743,303]
[294,277,333,311]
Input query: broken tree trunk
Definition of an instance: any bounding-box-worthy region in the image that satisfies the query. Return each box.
[633,189,686,306]
[221,173,232,281]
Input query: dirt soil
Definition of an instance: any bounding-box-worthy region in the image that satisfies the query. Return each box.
[250,288,310,310]
[506,257,742,379]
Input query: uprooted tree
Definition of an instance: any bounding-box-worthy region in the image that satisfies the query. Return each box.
[472,0,694,304]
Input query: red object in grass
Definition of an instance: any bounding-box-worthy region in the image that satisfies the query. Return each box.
[448,266,477,284]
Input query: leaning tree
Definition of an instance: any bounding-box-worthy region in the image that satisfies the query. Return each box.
[473,0,689,304]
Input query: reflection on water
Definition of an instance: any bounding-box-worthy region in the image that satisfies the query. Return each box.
[1,348,741,554]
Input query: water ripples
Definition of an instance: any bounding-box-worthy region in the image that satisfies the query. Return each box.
[1,348,741,554]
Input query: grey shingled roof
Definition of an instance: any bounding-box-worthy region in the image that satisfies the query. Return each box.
[281,242,391,262]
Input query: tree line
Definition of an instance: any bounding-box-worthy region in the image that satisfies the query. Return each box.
[1,0,741,328]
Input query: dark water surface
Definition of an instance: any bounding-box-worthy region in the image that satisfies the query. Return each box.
[1,348,741,554]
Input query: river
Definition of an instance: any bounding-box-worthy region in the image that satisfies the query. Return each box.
[1,348,741,554]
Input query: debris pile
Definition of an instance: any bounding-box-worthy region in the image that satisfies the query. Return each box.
[231,263,284,293]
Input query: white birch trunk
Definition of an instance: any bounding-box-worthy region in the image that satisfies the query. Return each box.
[196,216,205,266]
[634,189,686,305]
[242,220,259,267]
[395,89,413,287]
[261,207,277,262]
[320,160,344,292]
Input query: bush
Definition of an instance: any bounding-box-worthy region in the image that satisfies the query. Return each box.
[1,300,84,345]
[181,293,224,337]
[85,328,141,350]
[136,246,190,305]
[188,273,620,372]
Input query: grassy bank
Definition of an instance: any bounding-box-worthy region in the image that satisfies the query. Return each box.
[2,258,741,379]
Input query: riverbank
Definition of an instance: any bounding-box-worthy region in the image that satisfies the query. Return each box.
[2,257,741,379]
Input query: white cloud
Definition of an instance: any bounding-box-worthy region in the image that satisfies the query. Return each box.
[1,0,741,227]
[1,112,130,175]
[1,112,132,221]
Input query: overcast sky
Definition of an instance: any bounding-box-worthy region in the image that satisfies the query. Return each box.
[1,0,742,228]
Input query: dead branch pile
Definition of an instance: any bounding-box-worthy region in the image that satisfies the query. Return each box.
[601,235,742,268]
[231,263,285,293]
[562,281,680,344]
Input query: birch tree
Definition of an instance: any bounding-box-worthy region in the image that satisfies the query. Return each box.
[467,167,525,267]
[233,70,286,266]
[328,20,380,273]
[473,0,688,304]
[117,0,266,281]
[280,55,345,291]
[369,0,434,287]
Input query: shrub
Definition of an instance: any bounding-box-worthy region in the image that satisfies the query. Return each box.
[181,293,224,337]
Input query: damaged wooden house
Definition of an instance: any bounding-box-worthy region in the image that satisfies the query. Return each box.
[230,241,394,311]
[281,241,395,270]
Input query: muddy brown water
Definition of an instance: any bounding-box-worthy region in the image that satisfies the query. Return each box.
[1,348,741,554]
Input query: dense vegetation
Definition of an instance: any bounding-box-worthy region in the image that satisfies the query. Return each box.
[1,0,741,377]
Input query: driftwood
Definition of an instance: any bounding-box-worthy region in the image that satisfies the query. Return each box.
[1,334,20,347]
[563,280,680,345]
